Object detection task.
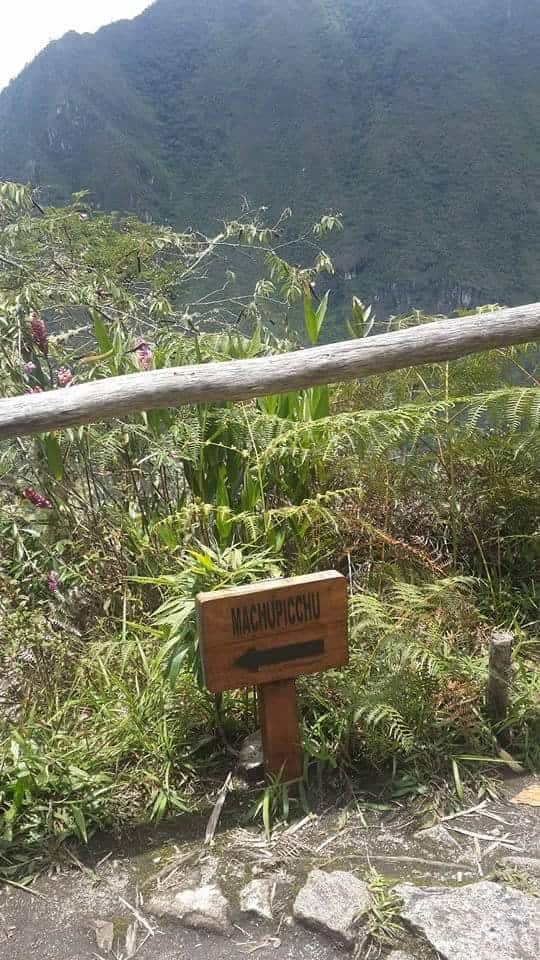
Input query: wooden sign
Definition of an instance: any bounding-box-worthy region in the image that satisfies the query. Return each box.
[197,571,348,781]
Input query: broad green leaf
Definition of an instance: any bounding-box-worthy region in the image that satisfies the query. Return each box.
[68,765,91,781]
[303,291,329,345]
[166,647,190,685]
[451,758,464,800]
[347,297,375,339]
[42,433,63,481]
[91,309,114,353]
[263,789,272,840]
[73,806,88,843]
[145,408,168,435]
[150,790,169,821]
[216,465,230,508]
[156,521,178,548]
[310,385,330,420]
[282,785,289,820]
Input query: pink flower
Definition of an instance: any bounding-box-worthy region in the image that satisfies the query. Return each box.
[134,337,153,371]
[23,361,37,375]
[57,366,73,387]
[22,487,52,509]
[28,311,48,356]
[48,570,59,593]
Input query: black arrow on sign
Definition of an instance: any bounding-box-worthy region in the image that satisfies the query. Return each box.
[234,638,325,672]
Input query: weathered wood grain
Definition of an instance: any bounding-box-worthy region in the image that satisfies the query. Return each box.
[2,302,540,439]
[259,679,303,782]
[197,571,348,694]
[486,629,513,720]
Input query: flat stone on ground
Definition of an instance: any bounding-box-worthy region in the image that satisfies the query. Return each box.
[396,880,540,960]
[293,868,370,947]
[147,883,231,935]
[93,920,114,953]
[240,877,274,920]
[415,824,462,850]
[500,856,540,879]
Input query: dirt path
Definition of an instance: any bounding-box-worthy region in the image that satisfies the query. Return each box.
[1,775,538,959]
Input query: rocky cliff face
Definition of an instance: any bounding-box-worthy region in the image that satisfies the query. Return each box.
[2,0,540,321]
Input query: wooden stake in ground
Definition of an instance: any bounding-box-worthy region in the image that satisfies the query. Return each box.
[258,679,302,781]
[197,571,348,781]
[486,629,513,720]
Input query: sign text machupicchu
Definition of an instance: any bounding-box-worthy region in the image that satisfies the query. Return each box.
[197,571,348,694]
[231,587,321,638]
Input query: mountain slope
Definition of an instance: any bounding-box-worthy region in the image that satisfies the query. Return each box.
[1,0,540,314]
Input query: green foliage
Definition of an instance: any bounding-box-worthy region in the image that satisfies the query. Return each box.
[2,1,540,322]
[304,292,329,346]
[0,186,538,881]
[0,621,207,879]
[364,870,403,947]
[347,297,375,340]
[249,776,293,841]
[136,544,281,685]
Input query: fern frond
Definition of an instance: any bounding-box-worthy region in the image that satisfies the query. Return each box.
[389,576,473,614]
[349,593,393,633]
[355,701,415,753]
[462,386,540,435]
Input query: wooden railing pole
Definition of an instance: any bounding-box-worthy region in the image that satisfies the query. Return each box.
[1,303,539,440]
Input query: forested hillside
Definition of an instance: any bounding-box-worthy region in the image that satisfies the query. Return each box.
[1,0,540,316]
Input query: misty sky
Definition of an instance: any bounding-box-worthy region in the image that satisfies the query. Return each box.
[0,1,151,91]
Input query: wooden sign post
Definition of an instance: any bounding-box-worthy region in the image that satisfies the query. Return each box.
[197,571,348,782]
